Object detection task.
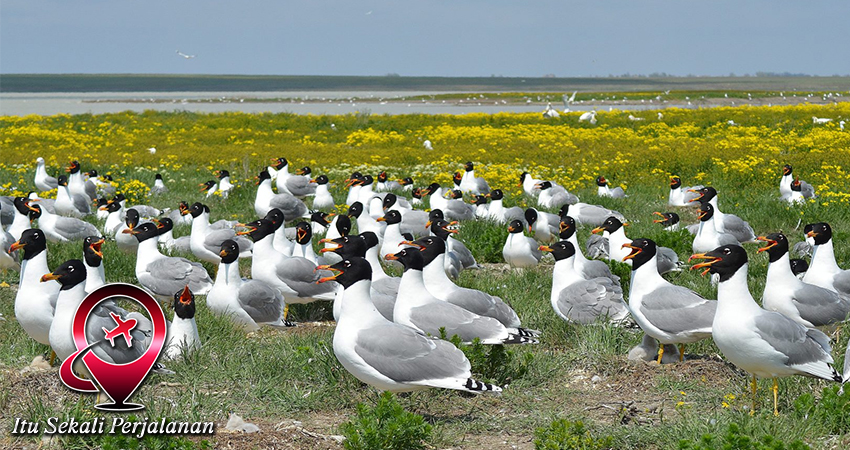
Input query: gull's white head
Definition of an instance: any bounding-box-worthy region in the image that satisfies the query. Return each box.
[36,157,45,164]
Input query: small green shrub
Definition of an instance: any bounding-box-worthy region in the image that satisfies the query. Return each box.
[793,384,850,435]
[340,392,432,450]
[444,332,534,385]
[677,423,809,450]
[533,419,612,450]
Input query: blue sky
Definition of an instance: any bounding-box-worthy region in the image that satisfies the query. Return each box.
[2,1,848,76]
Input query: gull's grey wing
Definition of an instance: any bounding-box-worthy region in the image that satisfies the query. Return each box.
[610,187,626,198]
[503,206,526,223]
[270,194,308,220]
[831,271,850,296]
[55,216,100,241]
[408,302,504,343]
[84,180,97,200]
[0,197,14,225]
[450,239,478,269]
[86,303,150,364]
[585,234,608,259]
[140,257,211,296]
[442,287,520,328]
[792,241,812,257]
[550,188,579,207]
[371,278,399,321]
[719,231,740,246]
[753,312,834,368]
[202,228,252,255]
[443,200,475,221]
[474,178,490,194]
[286,177,317,197]
[354,323,470,383]
[238,280,285,324]
[445,252,461,279]
[721,214,756,242]
[72,193,91,215]
[791,284,850,326]
[529,237,543,261]
[579,259,620,284]
[556,278,626,324]
[656,247,680,274]
[276,256,336,299]
[572,204,615,226]
[129,205,161,217]
[686,223,700,235]
[801,180,816,199]
[399,210,429,237]
[639,285,715,335]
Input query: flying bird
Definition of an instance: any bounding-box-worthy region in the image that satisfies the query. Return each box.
[176,50,196,59]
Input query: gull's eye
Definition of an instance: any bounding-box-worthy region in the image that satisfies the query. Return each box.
[68,266,75,272]
[723,248,731,254]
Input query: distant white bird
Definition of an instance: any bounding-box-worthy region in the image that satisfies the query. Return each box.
[562,91,578,112]
[579,111,597,125]
[543,103,560,118]
[628,114,645,121]
[423,139,433,150]
[147,147,157,154]
[727,120,738,126]
[839,120,845,131]
[657,112,664,120]
[176,50,196,59]
[813,116,832,125]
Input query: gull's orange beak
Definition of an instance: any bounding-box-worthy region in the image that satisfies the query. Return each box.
[688,253,719,276]
[219,248,230,257]
[179,286,193,304]
[297,169,305,175]
[687,189,704,202]
[235,224,256,236]
[591,226,604,234]
[533,183,543,189]
[756,236,777,253]
[402,240,425,250]
[384,253,400,261]
[806,231,817,238]
[539,245,553,252]
[376,217,386,222]
[508,224,519,233]
[528,225,534,233]
[559,221,570,233]
[425,220,432,229]
[315,265,342,284]
[41,272,61,282]
[652,212,667,223]
[121,227,136,234]
[9,241,24,252]
[622,243,641,261]
[90,238,105,258]
[297,228,307,242]
[697,209,708,221]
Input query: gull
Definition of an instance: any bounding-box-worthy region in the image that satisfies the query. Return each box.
[591,216,680,274]
[543,103,560,118]
[423,139,433,150]
[596,176,625,198]
[558,215,619,284]
[164,286,201,361]
[459,162,491,195]
[562,91,577,112]
[412,236,525,328]
[623,238,716,363]
[652,212,680,231]
[692,203,738,253]
[151,174,168,195]
[28,203,100,243]
[503,220,542,268]
[691,245,841,415]
[485,189,524,224]
[524,208,560,243]
[206,240,290,331]
[757,233,850,327]
[11,229,59,347]
[388,248,537,345]
[318,257,502,394]
[429,219,478,272]
[812,116,832,124]
[540,240,628,324]
[82,236,106,293]
[321,232,398,321]
[34,157,58,191]
[187,202,253,264]
[803,222,850,295]
[176,50,195,59]
[779,164,815,202]
[668,176,702,207]
[628,114,644,121]
[254,169,308,219]
[579,111,597,124]
[689,187,756,243]
[127,222,213,300]
[536,182,579,209]
[559,202,624,228]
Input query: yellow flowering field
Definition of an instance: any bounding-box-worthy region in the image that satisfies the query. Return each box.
[1,103,848,204]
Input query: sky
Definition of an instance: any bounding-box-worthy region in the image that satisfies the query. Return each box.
[2,1,849,77]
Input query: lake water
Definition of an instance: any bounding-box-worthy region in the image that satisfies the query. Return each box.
[0,91,676,116]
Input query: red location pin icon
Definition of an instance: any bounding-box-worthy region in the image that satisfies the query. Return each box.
[59,283,167,411]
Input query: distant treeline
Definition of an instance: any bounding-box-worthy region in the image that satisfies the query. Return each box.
[1,74,848,93]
